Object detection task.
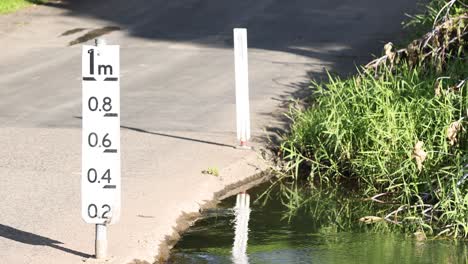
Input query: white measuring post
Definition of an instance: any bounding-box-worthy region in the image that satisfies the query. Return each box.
[81,38,121,259]
[233,28,251,149]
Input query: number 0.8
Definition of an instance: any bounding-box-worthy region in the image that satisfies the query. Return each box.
[88,96,112,112]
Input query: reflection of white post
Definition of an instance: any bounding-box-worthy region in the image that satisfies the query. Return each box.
[232,192,250,264]
[234,28,251,148]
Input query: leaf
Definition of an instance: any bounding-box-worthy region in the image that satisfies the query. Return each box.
[384,42,396,66]
[359,216,384,224]
[434,79,441,97]
[447,121,463,145]
[412,141,427,172]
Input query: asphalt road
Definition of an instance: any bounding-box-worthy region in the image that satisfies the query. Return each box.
[0,0,420,263]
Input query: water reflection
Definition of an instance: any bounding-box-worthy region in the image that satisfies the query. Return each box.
[232,193,251,264]
[169,183,468,264]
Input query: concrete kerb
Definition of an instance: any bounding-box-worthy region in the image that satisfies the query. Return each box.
[153,151,273,263]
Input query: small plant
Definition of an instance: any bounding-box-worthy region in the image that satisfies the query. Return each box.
[0,0,47,14]
[202,167,219,177]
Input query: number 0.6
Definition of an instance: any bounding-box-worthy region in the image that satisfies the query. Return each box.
[88,132,112,148]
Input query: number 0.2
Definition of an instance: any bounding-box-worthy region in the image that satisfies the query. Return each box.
[88,204,111,219]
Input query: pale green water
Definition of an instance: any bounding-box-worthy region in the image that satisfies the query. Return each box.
[168,184,468,264]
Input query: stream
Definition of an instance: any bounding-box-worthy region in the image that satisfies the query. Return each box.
[168,183,468,264]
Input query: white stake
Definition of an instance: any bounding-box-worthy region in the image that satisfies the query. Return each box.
[234,28,251,148]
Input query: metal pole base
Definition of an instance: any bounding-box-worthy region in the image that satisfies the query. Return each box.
[95,224,107,259]
[235,141,252,150]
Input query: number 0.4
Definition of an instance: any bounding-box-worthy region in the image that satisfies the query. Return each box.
[87,168,111,183]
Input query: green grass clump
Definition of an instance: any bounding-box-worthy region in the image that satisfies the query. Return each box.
[0,0,45,14]
[202,167,219,177]
[405,0,467,31]
[276,0,467,238]
[282,62,467,235]
[280,58,467,236]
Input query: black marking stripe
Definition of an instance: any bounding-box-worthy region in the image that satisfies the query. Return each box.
[83,77,96,81]
[104,113,118,117]
[104,149,117,153]
[104,77,118,81]
[103,185,116,189]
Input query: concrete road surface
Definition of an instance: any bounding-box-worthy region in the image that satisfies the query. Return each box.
[0,0,419,263]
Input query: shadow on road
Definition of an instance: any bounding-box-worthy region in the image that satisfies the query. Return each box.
[73,116,235,148]
[39,0,417,125]
[120,125,235,148]
[8,0,420,140]
[254,69,334,147]
[31,0,416,62]
[0,224,92,258]
[8,0,419,133]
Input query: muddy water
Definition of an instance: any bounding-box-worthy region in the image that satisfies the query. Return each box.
[168,183,468,264]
